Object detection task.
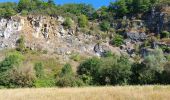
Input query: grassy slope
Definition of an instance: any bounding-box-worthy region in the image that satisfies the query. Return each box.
[0,86,170,100]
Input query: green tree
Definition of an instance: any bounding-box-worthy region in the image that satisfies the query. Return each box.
[131,48,165,84]
[110,0,129,17]
[18,0,31,11]
[132,0,151,13]
[77,57,101,85]
[99,56,132,85]
[0,52,23,73]
[0,52,24,87]
[48,0,55,6]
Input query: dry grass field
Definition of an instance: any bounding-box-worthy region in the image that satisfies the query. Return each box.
[0,86,170,100]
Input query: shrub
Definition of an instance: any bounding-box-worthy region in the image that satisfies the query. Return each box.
[78,14,88,28]
[100,21,110,32]
[16,36,26,52]
[161,31,170,38]
[56,63,84,87]
[60,63,73,77]
[99,56,132,85]
[131,48,166,84]
[21,10,28,16]
[63,17,73,29]
[7,67,36,88]
[0,51,23,73]
[34,62,44,78]
[111,34,124,46]
[78,56,132,85]
[77,57,101,85]
[103,51,114,57]
[56,76,84,87]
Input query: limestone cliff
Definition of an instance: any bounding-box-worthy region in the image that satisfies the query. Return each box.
[0,15,120,61]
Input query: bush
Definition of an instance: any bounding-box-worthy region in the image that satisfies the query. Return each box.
[16,36,26,52]
[111,34,124,46]
[131,48,166,84]
[56,76,84,87]
[78,14,88,28]
[78,56,132,85]
[77,57,101,85]
[7,67,36,88]
[100,21,110,32]
[56,63,84,87]
[0,2,17,17]
[161,31,170,38]
[60,63,73,77]
[34,62,44,78]
[0,51,23,73]
[21,10,28,16]
[161,62,170,84]
[63,17,73,29]
[99,56,132,85]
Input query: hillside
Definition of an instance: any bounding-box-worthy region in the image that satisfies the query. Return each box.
[0,0,170,89]
[0,86,170,100]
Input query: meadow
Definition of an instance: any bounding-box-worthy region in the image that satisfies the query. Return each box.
[0,86,170,100]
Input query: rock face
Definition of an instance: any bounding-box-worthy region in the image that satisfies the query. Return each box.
[146,6,170,34]
[0,15,119,60]
[126,32,147,42]
[94,43,111,57]
[0,16,24,50]
[0,17,23,39]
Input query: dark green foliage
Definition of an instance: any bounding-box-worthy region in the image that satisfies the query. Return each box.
[60,4,95,17]
[77,57,101,85]
[131,48,165,84]
[100,21,110,32]
[161,31,170,38]
[56,64,84,87]
[78,56,132,85]
[103,51,114,57]
[60,63,73,77]
[0,2,17,17]
[109,0,129,17]
[99,56,132,85]
[109,0,158,17]
[111,34,124,46]
[0,52,23,73]
[48,0,55,6]
[0,52,29,87]
[161,62,170,84]
[34,62,44,78]
[16,36,25,52]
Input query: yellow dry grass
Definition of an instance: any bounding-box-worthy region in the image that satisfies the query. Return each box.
[0,86,170,100]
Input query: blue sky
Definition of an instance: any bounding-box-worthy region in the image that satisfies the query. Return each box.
[0,0,115,8]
